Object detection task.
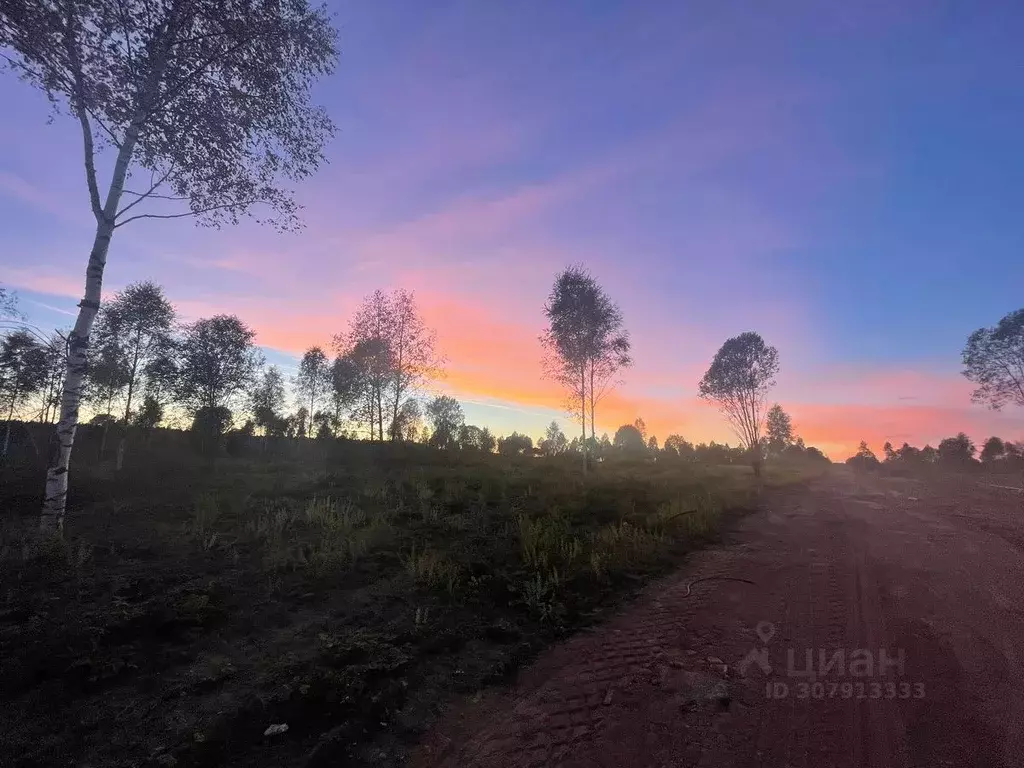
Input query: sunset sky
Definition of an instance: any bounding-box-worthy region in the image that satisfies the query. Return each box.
[2,1,1024,458]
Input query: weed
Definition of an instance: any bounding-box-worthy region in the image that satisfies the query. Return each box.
[402,545,461,593]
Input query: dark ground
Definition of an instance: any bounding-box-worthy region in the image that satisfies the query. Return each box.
[0,443,795,768]
[413,470,1024,768]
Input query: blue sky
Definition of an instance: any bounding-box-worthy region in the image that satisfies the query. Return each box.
[2,0,1023,455]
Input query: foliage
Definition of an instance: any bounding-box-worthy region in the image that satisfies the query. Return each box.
[498,432,533,456]
[846,440,880,471]
[980,436,1006,463]
[425,395,464,449]
[541,265,631,463]
[334,290,441,441]
[938,432,976,464]
[250,366,287,437]
[765,403,794,457]
[962,308,1024,410]
[190,405,232,456]
[0,329,48,421]
[172,315,261,414]
[698,332,780,452]
[294,347,331,430]
[612,423,646,453]
[539,421,568,456]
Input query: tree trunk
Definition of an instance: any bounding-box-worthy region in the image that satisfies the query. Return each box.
[3,398,15,458]
[589,362,596,442]
[581,366,587,475]
[116,334,141,471]
[40,217,118,533]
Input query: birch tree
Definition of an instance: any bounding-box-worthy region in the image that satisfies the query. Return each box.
[697,331,779,477]
[172,315,261,415]
[0,0,338,532]
[92,281,175,468]
[294,346,330,435]
[542,265,626,472]
[1,330,48,457]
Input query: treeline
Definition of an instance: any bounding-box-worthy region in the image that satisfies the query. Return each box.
[1,280,837,467]
[846,433,1024,472]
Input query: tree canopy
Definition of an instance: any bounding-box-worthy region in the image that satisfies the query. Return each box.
[962,308,1024,410]
[698,332,779,452]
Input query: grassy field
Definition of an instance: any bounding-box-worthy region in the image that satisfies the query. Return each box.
[0,443,822,768]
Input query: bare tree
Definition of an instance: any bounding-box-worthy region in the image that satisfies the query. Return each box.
[0,0,338,532]
[697,331,779,477]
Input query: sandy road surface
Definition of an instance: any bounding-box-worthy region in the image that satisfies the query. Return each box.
[413,471,1024,768]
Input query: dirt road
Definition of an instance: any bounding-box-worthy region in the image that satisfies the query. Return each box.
[413,471,1024,768]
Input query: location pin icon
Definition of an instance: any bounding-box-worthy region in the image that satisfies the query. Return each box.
[755,621,776,644]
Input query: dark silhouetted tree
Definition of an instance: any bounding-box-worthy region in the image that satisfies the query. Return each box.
[1,0,338,531]
[647,435,658,452]
[251,366,287,439]
[765,404,794,457]
[980,436,1006,463]
[173,315,261,417]
[92,281,175,468]
[883,441,897,463]
[498,432,533,457]
[962,308,1024,411]
[938,432,976,465]
[425,395,464,450]
[390,398,423,442]
[846,440,880,471]
[382,290,441,440]
[539,420,568,456]
[1,330,48,456]
[542,265,627,472]
[295,347,330,436]
[613,423,646,453]
[698,331,779,477]
[664,434,695,460]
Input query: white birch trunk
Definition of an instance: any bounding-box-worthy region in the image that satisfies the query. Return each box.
[40,126,140,533]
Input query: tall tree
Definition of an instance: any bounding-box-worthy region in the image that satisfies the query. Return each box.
[765,403,794,457]
[980,436,1006,463]
[0,330,48,456]
[173,315,261,415]
[390,398,423,442]
[633,417,647,440]
[92,281,175,468]
[539,420,568,456]
[541,265,624,472]
[294,346,330,436]
[1,0,338,532]
[425,394,464,450]
[336,292,392,441]
[612,423,646,453]
[383,290,440,440]
[335,290,440,441]
[250,365,286,438]
[962,308,1024,410]
[938,432,976,465]
[84,338,131,455]
[697,331,779,477]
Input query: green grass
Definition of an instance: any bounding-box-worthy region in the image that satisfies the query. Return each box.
[0,445,826,768]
